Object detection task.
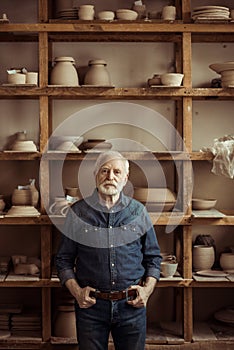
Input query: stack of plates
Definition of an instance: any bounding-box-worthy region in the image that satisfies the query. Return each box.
[11,313,41,336]
[12,140,37,152]
[133,187,176,212]
[209,62,234,88]
[192,6,230,22]
[56,8,78,20]
[0,314,10,330]
[5,206,40,217]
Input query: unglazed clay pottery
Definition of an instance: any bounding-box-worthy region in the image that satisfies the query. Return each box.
[54,305,77,338]
[12,189,32,206]
[162,5,176,20]
[220,253,234,271]
[160,73,184,86]
[161,262,178,278]
[192,198,217,210]
[0,195,6,213]
[49,197,69,216]
[14,263,39,275]
[28,179,39,207]
[116,9,138,20]
[192,245,215,272]
[50,57,79,86]
[78,5,95,20]
[26,72,38,85]
[97,11,115,21]
[132,4,146,19]
[84,59,111,86]
[7,73,26,84]
[148,74,161,86]
[65,187,80,198]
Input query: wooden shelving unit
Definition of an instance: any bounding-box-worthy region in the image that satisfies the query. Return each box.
[0,0,233,348]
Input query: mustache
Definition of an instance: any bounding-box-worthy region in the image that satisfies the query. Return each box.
[102,181,117,186]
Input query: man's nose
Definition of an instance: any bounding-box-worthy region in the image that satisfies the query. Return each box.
[107,170,114,179]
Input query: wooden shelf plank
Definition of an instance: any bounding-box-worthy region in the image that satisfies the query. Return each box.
[1,22,234,34]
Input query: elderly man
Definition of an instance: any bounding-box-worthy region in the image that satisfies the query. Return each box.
[55,150,161,350]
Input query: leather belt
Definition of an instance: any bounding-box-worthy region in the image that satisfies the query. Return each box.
[90,288,137,301]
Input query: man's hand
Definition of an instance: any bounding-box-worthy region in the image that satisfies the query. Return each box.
[65,279,96,308]
[127,277,157,308]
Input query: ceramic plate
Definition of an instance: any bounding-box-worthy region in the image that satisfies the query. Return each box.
[196,269,229,277]
[193,6,229,11]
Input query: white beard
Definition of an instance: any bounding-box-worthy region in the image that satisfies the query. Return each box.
[98,183,119,196]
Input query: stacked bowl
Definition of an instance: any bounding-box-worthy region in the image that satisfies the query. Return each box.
[209,61,234,87]
[133,187,176,211]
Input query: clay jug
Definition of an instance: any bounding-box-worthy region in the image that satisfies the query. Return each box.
[50,57,79,86]
[29,179,39,207]
[84,59,111,86]
[192,245,215,272]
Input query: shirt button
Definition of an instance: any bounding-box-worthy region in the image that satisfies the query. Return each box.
[111,263,115,267]
[109,225,113,229]
[112,281,115,285]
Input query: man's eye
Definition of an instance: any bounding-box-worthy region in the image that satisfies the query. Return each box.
[114,170,121,175]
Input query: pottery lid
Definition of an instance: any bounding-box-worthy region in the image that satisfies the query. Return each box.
[54,56,75,63]
[88,59,107,66]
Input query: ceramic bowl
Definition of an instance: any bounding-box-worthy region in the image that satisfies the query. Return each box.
[161,261,178,278]
[220,253,234,271]
[160,73,184,86]
[97,11,115,20]
[7,73,26,84]
[134,187,176,203]
[116,9,138,20]
[192,198,217,210]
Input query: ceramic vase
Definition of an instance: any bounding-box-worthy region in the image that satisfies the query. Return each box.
[192,245,215,271]
[29,179,39,207]
[50,57,79,86]
[84,59,111,86]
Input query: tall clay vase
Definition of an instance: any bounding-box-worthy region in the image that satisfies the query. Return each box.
[192,245,215,272]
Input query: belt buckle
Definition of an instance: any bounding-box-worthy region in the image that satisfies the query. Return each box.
[109,291,119,301]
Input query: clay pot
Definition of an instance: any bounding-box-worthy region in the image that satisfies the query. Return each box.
[84,60,111,86]
[192,245,215,272]
[12,189,32,206]
[54,305,77,338]
[50,57,79,86]
[220,253,234,271]
[0,196,6,213]
[78,5,95,20]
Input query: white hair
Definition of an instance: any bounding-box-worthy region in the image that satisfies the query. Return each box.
[93,151,129,176]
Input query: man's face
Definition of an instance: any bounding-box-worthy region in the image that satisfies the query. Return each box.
[96,159,128,196]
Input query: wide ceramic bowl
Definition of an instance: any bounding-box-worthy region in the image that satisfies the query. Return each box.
[160,73,184,86]
[116,9,138,20]
[192,198,217,210]
[134,187,176,203]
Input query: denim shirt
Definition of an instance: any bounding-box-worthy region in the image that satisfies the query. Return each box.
[55,190,162,292]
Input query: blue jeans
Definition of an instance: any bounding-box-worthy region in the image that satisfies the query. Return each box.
[75,298,146,350]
